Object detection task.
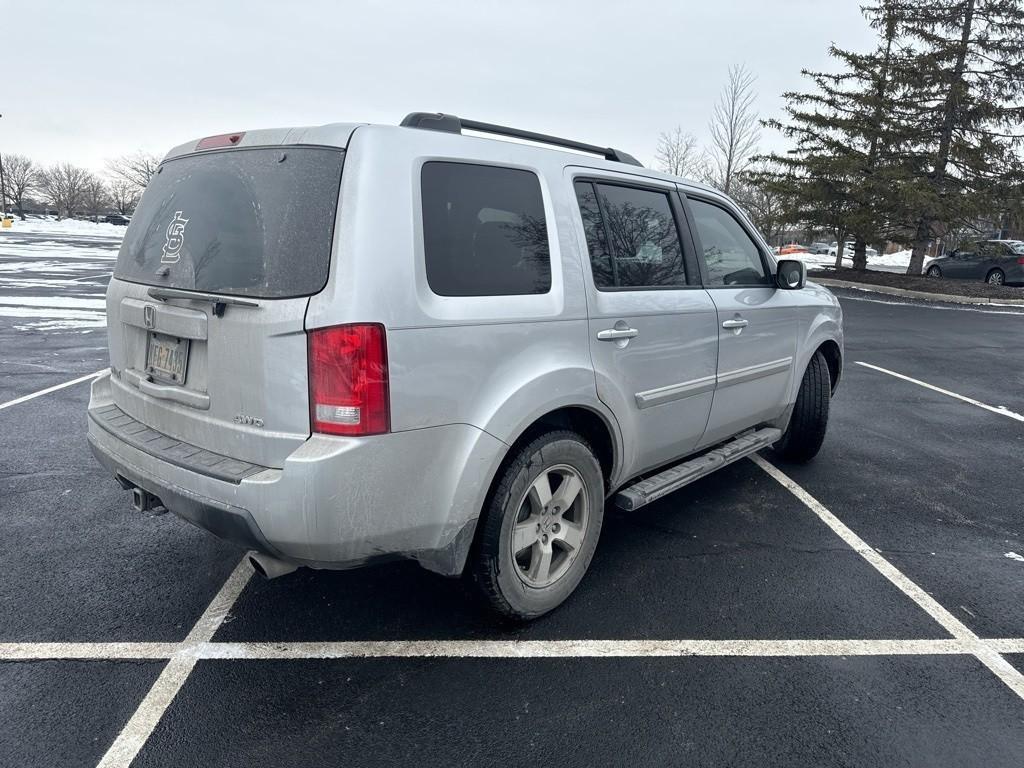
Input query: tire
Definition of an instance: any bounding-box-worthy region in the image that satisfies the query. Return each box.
[774,351,830,463]
[470,430,604,620]
[926,265,942,278]
[986,269,1005,286]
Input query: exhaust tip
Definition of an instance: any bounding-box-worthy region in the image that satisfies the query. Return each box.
[247,551,298,580]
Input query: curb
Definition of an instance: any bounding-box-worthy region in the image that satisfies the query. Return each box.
[811,277,1024,307]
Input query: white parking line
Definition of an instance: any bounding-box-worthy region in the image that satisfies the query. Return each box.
[95,558,252,768]
[750,454,1024,700]
[838,294,1024,316]
[0,643,177,660]
[4,638,1023,661]
[184,638,975,659]
[0,369,107,411]
[855,361,1024,422]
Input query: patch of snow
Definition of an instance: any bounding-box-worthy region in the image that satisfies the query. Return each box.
[795,248,937,275]
[0,217,128,238]
[0,295,106,310]
[12,319,105,332]
[1005,552,1024,562]
[0,305,105,320]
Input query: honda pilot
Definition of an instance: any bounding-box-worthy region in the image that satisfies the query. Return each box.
[88,113,843,618]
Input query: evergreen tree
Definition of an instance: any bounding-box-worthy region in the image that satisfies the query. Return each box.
[896,0,1024,274]
[753,1,910,270]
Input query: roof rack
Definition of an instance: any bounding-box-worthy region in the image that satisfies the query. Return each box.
[399,112,643,167]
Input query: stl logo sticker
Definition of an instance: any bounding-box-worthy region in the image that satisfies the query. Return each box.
[161,211,189,264]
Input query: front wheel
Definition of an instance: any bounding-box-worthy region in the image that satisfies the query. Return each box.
[926,265,942,278]
[774,351,831,463]
[986,269,1005,286]
[470,430,604,620]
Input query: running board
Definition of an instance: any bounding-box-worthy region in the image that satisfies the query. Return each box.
[614,427,782,511]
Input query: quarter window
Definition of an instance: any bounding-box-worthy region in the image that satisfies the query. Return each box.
[689,199,770,286]
[574,181,687,289]
[421,162,551,297]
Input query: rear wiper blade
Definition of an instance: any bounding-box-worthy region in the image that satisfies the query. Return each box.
[147,287,260,317]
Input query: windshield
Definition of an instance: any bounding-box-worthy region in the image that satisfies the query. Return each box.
[114,146,344,299]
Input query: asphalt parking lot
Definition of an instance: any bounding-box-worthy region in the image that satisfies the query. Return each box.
[1,228,1023,767]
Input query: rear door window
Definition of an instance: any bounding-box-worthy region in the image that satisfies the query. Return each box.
[573,181,688,289]
[421,162,551,296]
[115,147,344,299]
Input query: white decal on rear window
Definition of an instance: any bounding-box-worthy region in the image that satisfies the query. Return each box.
[161,211,189,264]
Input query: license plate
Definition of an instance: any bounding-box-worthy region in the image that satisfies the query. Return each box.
[146,333,189,384]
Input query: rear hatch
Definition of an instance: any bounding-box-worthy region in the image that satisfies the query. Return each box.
[106,144,345,469]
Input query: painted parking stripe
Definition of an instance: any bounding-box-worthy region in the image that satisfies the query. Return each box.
[95,558,253,768]
[0,369,107,411]
[185,638,975,659]
[855,361,1024,422]
[837,293,1024,316]
[750,454,1024,700]
[2,637,1021,662]
[0,643,177,660]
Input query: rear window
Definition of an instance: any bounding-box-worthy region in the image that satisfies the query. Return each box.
[421,162,551,296]
[115,147,344,299]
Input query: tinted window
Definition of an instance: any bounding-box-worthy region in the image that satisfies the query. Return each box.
[574,182,687,289]
[573,182,614,285]
[421,162,550,296]
[115,147,344,298]
[690,199,770,286]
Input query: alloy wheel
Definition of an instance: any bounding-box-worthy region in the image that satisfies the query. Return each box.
[509,464,589,588]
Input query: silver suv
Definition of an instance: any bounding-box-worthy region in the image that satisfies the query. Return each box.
[88,113,843,618]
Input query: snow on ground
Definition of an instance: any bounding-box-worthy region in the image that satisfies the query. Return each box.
[1,216,129,239]
[0,219,123,333]
[795,248,931,275]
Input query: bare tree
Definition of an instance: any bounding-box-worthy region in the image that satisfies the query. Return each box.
[107,151,160,192]
[707,64,761,195]
[654,126,701,178]
[107,177,140,215]
[0,154,39,220]
[38,163,91,219]
[732,171,788,245]
[80,174,111,220]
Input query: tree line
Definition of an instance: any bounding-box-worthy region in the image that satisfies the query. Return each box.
[0,151,159,220]
[657,0,1024,275]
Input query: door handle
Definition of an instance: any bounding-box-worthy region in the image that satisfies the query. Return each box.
[597,327,639,341]
[722,319,749,329]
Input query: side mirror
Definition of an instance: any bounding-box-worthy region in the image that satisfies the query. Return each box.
[775,259,806,290]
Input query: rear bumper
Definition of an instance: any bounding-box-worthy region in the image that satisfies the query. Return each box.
[87,372,507,576]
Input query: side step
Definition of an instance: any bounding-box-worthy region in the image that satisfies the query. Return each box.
[614,427,782,511]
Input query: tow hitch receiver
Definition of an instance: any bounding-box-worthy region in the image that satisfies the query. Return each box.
[131,486,167,514]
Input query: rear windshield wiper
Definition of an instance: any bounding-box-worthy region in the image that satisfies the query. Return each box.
[147,287,260,317]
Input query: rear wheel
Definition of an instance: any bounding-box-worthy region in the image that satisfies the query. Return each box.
[926,265,942,278]
[471,430,604,620]
[774,351,830,463]
[986,269,1005,286]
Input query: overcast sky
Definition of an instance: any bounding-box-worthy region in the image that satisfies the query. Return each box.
[7,0,876,171]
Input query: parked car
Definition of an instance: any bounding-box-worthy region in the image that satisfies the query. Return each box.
[87,113,844,619]
[808,242,831,255]
[778,243,808,255]
[925,240,1024,285]
[104,214,131,226]
[828,241,878,260]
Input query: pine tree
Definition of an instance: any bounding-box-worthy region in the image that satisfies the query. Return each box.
[896,0,1024,275]
[752,1,910,270]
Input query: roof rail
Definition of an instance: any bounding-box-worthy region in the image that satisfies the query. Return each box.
[399,112,643,167]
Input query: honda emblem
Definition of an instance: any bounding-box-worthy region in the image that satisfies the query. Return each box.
[144,304,155,329]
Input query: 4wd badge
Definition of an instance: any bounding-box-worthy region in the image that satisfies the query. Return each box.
[161,211,189,264]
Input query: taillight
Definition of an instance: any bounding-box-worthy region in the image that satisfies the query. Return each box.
[196,132,245,150]
[308,324,389,436]
[1017,257,1024,265]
